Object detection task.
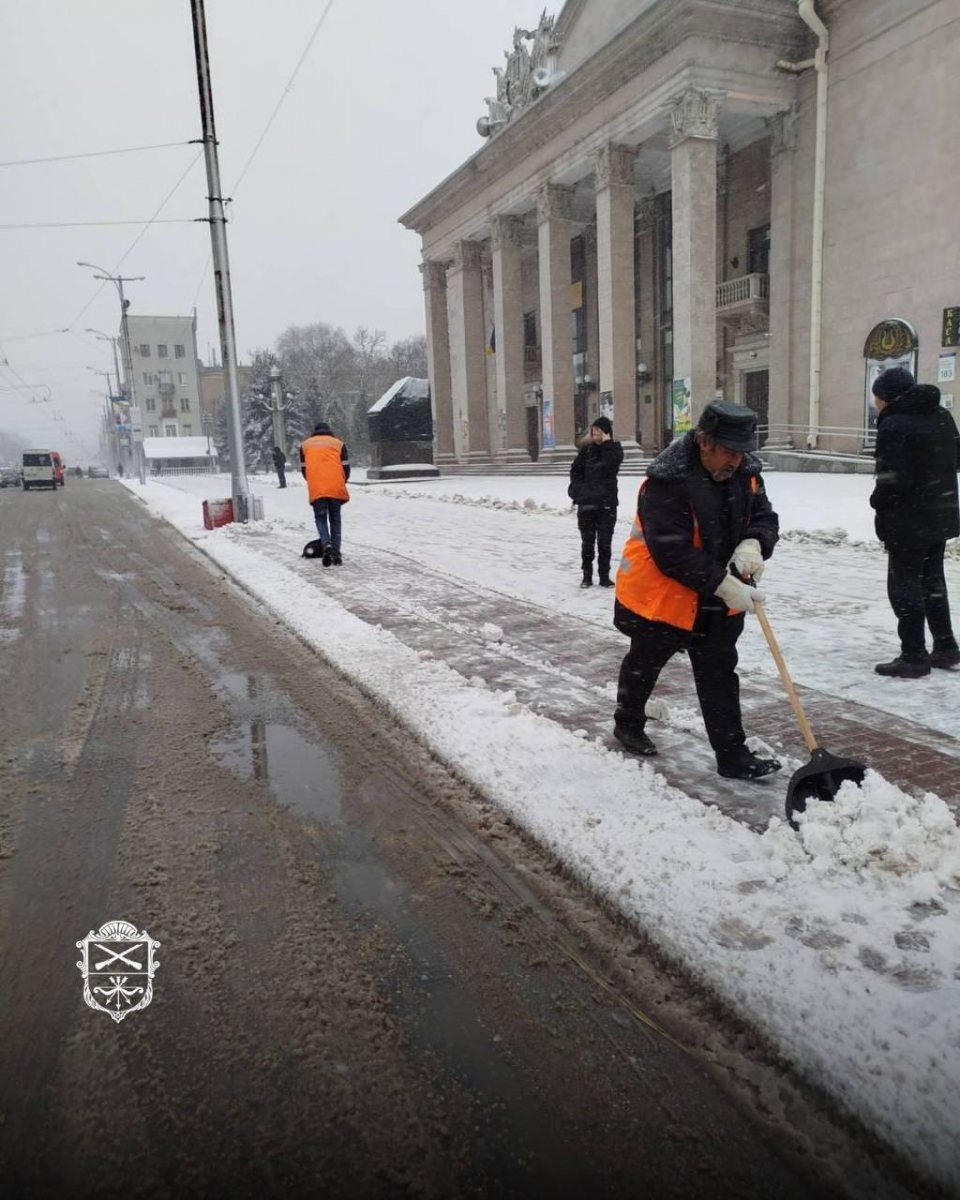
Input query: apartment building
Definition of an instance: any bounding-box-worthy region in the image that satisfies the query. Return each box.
[125,314,202,439]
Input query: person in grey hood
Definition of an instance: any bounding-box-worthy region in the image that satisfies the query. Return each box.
[870,366,960,677]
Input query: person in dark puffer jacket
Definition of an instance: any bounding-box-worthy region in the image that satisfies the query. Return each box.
[568,416,623,588]
[870,366,960,677]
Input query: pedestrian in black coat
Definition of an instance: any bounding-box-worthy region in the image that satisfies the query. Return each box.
[272,445,287,489]
[568,416,623,587]
[870,367,960,676]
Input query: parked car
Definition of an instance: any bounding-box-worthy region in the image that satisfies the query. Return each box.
[22,450,57,491]
[89,465,110,479]
[0,466,20,488]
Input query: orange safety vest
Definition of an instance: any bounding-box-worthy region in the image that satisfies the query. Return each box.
[301,434,349,504]
[615,477,757,630]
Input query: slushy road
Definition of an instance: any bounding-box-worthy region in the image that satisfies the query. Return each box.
[0,481,917,1199]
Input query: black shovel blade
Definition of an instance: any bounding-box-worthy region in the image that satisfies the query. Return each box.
[786,747,867,827]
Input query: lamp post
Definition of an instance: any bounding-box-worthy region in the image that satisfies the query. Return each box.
[86,328,123,398]
[77,261,146,484]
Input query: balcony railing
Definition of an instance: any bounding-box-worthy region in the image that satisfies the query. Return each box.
[524,345,541,365]
[716,273,769,312]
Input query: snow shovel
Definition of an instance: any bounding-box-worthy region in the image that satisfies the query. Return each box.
[753,601,866,828]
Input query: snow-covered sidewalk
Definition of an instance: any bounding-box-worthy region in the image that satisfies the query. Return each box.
[123,470,960,1190]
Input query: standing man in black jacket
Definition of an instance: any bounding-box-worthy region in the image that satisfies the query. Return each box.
[870,367,960,677]
[568,416,623,588]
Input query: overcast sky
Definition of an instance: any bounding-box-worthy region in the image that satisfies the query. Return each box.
[0,0,547,461]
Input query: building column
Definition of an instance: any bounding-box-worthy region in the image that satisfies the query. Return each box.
[594,143,643,462]
[536,183,576,461]
[669,88,724,428]
[635,191,659,451]
[446,240,491,463]
[490,215,529,462]
[766,107,798,441]
[420,260,455,464]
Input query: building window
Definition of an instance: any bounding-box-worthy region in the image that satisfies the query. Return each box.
[178,372,187,385]
[174,344,186,358]
[148,425,159,437]
[183,424,193,435]
[164,423,177,437]
[143,372,151,385]
[523,311,538,348]
[145,397,156,412]
[180,397,190,412]
[139,344,151,357]
[748,225,771,275]
[157,344,169,358]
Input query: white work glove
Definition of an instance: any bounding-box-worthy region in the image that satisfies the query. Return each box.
[730,537,765,582]
[715,572,765,614]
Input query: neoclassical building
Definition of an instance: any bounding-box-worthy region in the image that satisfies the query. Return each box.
[400,0,958,466]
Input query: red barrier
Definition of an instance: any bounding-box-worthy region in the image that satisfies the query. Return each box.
[202,498,235,530]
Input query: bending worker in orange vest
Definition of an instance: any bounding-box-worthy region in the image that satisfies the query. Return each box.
[300,421,350,567]
[613,400,781,780]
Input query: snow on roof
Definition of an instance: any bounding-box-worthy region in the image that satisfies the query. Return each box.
[368,376,429,414]
[142,436,217,460]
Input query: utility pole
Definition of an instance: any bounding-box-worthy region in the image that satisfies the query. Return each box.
[269,365,288,457]
[190,0,251,521]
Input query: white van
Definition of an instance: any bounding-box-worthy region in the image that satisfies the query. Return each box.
[22,450,57,491]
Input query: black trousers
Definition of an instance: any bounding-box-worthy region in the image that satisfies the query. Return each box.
[615,607,746,760]
[578,506,617,576]
[887,539,957,661]
[276,464,286,488]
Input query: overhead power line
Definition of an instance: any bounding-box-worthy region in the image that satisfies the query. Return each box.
[187,0,337,313]
[0,141,192,168]
[0,219,198,230]
[66,148,204,330]
[231,0,337,194]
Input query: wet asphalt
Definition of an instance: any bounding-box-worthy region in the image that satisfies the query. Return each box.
[0,482,927,1199]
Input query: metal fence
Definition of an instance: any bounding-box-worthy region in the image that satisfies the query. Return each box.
[150,464,221,476]
[754,423,876,456]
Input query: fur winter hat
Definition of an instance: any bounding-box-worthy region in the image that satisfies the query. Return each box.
[872,367,915,403]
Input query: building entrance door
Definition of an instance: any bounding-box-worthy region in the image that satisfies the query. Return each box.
[526,406,539,462]
[743,370,769,443]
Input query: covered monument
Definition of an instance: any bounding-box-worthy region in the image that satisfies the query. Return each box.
[366,377,439,480]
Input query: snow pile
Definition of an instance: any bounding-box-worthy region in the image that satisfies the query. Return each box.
[371,486,573,518]
[764,773,960,892]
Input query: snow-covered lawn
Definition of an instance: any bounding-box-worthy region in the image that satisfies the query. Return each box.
[123,469,960,1190]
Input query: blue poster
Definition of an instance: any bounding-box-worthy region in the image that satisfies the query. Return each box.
[542,397,555,449]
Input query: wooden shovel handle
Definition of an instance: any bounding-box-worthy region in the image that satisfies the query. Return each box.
[753,602,819,753]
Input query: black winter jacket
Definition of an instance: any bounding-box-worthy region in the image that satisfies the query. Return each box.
[870,385,960,547]
[568,440,623,509]
[634,432,779,599]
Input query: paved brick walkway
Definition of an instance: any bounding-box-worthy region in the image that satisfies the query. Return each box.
[276,529,960,830]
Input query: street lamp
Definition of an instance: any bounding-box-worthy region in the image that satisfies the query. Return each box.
[78,261,146,483]
[86,327,122,397]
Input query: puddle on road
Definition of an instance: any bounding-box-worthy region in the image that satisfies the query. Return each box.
[211,718,341,823]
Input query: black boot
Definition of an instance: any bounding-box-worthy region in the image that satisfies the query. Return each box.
[580,572,593,588]
[613,725,658,757]
[321,542,333,567]
[598,572,614,588]
[332,549,343,566]
[717,746,781,780]
[930,645,960,669]
[874,655,930,678]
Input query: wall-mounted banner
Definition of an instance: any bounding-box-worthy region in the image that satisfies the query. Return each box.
[942,307,960,348]
[541,397,555,449]
[938,354,956,384]
[672,377,692,433]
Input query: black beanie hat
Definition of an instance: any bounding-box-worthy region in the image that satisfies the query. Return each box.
[872,367,915,403]
[591,416,613,435]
